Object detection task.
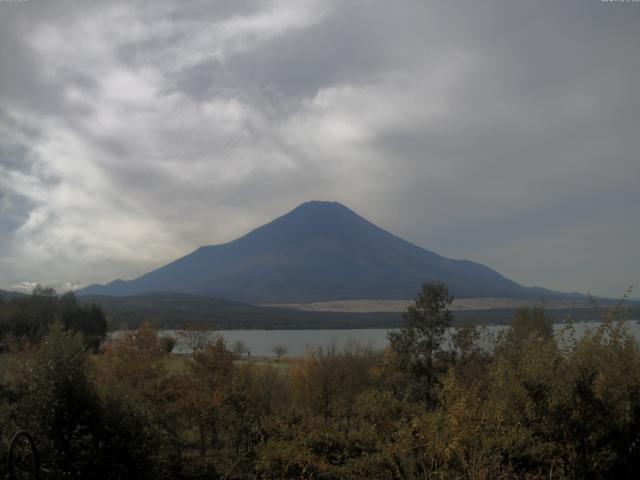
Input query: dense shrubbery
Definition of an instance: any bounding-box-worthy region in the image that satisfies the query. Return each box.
[1,282,639,479]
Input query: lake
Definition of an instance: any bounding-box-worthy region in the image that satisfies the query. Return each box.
[154,321,640,357]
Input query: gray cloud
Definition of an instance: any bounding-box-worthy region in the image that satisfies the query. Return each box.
[0,0,638,297]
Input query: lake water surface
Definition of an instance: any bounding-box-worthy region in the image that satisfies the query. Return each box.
[155,321,640,357]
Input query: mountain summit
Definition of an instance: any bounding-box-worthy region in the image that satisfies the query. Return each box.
[78,201,562,303]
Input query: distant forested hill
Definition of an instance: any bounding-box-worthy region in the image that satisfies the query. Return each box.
[0,289,27,300]
[78,291,399,330]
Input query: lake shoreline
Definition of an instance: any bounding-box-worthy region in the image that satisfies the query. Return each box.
[111,321,640,358]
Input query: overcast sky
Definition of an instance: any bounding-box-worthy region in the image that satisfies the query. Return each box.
[0,0,638,298]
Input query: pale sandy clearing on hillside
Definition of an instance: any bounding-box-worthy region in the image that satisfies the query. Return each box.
[263,298,593,313]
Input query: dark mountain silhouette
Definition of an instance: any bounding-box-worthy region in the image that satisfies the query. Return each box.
[0,289,27,300]
[78,201,574,303]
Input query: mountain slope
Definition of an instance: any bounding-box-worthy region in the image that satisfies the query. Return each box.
[78,201,570,303]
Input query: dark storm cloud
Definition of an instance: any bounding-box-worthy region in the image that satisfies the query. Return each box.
[0,0,637,296]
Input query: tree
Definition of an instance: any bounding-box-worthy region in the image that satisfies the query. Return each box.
[187,336,235,459]
[5,285,57,343]
[82,303,108,352]
[96,322,169,405]
[13,323,104,477]
[180,321,210,354]
[509,306,553,344]
[272,345,287,362]
[95,322,182,477]
[387,281,453,405]
[159,335,177,353]
[451,322,490,388]
[232,340,250,359]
